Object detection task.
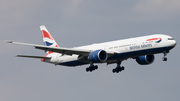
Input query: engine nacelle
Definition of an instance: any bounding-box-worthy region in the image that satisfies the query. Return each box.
[88,49,108,63]
[136,55,155,65]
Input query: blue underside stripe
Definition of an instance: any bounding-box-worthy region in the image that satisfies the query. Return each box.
[58,46,174,66]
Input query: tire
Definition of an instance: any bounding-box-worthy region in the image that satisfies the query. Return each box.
[112,69,116,73]
[163,57,167,61]
[95,65,98,69]
[86,68,89,72]
[121,66,125,71]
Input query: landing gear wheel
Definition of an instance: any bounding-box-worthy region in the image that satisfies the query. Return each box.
[86,64,98,72]
[162,51,168,61]
[116,69,120,73]
[112,69,116,73]
[112,66,125,73]
[112,61,125,73]
[121,66,125,70]
[94,65,98,69]
[162,57,167,61]
[86,68,89,72]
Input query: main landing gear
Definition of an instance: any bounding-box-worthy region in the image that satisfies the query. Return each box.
[112,61,125,73]
[86,62,125,73]
[86,64,98,72]
[162,51,169,61]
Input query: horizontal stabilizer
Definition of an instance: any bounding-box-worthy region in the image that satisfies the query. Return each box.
[16,55,51,59]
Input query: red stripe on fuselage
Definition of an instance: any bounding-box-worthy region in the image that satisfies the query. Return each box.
[147,38,161,41]
[47,51,54,54]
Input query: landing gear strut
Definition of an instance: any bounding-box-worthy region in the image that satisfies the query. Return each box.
[86,63,98,72]
[162,51,168,61]
[112,61,125,73]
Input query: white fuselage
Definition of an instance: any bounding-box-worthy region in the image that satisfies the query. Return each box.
[45,34,176,66]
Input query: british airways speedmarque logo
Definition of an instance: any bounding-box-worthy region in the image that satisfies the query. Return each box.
[147,38,162,43]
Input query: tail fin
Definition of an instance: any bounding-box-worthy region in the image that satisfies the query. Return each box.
[40,25,59,47]
[40,25,59,54]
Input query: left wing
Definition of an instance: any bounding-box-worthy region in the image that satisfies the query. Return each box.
[6,41,117,56]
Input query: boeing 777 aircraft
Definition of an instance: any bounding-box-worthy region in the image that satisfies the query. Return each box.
[7,25,177,73]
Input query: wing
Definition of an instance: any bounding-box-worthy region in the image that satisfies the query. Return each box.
[6,41,117,56]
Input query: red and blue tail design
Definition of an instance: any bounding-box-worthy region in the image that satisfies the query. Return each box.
[40,25,59,54]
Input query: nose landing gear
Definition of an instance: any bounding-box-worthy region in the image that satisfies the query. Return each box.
[162,51,169,61]
[162,57,167,61]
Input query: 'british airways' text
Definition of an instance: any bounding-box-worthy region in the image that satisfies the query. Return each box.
[130,44,152,50]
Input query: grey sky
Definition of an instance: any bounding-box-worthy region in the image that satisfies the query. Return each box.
[1,0,180,101]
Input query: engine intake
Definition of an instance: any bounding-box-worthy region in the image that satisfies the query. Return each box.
[136,55,155,65]
[88,49,108,63]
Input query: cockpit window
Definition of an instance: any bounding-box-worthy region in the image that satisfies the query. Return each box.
[168,38,174,40]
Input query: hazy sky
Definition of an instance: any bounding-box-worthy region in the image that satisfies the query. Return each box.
[1,0,180,101]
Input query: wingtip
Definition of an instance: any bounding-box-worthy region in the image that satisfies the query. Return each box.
[5,40,13,43]
[16,55,20,57]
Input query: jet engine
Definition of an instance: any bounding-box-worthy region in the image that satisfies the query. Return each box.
[136,55,155,65]
[88,49,108,63]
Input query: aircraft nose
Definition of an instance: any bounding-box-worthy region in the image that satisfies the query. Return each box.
[172,40,177,47]
[174,40,177,46]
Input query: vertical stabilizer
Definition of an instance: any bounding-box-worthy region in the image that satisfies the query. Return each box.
[40,25,59,54]
[40,25,59,47]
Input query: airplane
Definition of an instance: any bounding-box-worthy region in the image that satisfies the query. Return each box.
[6,25,177,73]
